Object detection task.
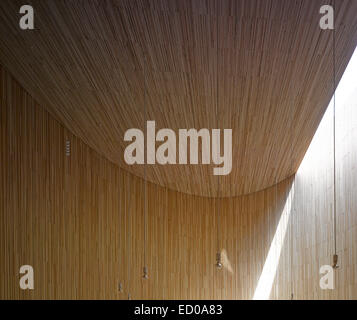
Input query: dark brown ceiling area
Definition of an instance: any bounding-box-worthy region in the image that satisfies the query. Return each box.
[1,0,357,197]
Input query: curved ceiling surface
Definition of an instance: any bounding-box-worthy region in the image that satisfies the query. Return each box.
[1,0,357,197]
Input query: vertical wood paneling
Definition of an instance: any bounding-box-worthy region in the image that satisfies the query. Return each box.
[282,77,357,300]
[1,62,356,299]
[0,63,293,299]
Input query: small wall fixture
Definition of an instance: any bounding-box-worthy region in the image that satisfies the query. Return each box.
[142,266,148,279]
[216,252,222,269]
[65,140,71,156]
[332,254,339,269]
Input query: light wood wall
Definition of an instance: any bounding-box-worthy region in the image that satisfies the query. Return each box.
[0,63,293,299]
[1,63,356,299]
[281,78,357,300]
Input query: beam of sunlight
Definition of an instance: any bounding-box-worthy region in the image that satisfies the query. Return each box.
[253,184,294,300]
[253,46,357,301]
[297,45,357,178]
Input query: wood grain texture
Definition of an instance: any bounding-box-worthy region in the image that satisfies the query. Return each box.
[279,73,357,300]
[1,0,357,197]
[0,63,293,299]
[2,62,357,299]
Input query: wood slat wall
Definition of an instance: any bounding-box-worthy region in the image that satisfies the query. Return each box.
[281,76,357,300]
[0,63,292,299]
[1,62,356,299]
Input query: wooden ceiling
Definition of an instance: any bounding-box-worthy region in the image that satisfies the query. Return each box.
[1,0,357,197]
